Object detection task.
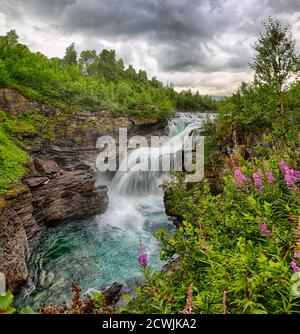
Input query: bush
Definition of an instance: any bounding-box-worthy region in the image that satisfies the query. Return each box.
[128,156,300,314]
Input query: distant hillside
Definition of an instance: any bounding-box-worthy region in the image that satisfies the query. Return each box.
[0,30,217,118]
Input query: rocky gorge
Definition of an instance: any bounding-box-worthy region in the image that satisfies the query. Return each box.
[0,88,168,292]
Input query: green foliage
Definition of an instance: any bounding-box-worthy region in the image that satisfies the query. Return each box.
[208,18,300,157]
[75,135,84,144]
[209,78,299,160]
[0,291,16,314]
[79,49,97,74]
[175,89,217,111]
[129,17,300,313]
[0,30,213,117]
[250,17,300,110]
[0,59,9,85]
[63,43,78,66]
[130,156,300,314]
[0,110,29,192]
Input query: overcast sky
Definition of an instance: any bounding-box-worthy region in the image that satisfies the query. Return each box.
[0,0,300,95]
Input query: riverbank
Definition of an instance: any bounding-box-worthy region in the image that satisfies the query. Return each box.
[0,88,169,292]
[14,109,209,310]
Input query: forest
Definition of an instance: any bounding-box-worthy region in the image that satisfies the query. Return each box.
[0,30,216,118]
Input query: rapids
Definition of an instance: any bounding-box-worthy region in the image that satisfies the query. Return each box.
[17,112,214,309]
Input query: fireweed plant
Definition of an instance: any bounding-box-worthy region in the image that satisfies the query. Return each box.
[127,156,300,314]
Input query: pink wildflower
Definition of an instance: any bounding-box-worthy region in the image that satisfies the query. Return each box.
[234,169,249,191]
[259,223,271,237]
[259,223,268,232]
[279,160,299,192]
[253,170,264,193]
[294,252,300,259]
[291,260,300,272]
[138,253,148,267]
[267,171,274,184]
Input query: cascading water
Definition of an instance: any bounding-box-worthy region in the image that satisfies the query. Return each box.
[111,121,205,195]
[17,112,214,310]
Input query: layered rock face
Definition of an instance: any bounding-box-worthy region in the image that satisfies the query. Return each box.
[0,88,166,290]
[24,158,108,225]
[0,188,37,290]
[0,163,109,290]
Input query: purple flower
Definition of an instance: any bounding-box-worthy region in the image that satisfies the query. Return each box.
[279,159,287,173]
[253,171,264,193]
[259,223,268,232]
[279,160,299,192]
[259,223,271,237]
[284,169,298,191]
[267,171,274,185]
[138,253,148,267]
[291,260,300,272]
[234,169,248,182]
[294,252,300,259]
[263,231,272,238]
[234,169,249,191]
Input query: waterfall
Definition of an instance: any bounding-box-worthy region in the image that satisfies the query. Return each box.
[111,113,214,196]
[19,111,216,310]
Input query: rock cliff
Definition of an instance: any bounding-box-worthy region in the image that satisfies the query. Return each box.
[0,187,36,290]
[0,88,167,290]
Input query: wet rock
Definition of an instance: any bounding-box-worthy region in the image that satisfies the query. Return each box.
[100,277,145,308]
[23,158,109,225]
[102,282,123,305]
[116,277,145,308]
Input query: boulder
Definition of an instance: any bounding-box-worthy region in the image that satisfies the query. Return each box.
[102,282,123,305]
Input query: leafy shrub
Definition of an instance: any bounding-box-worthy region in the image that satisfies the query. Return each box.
[129,156,300,314]
[0,291,16,314]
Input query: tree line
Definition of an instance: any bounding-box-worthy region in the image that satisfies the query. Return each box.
[0,31,216,118]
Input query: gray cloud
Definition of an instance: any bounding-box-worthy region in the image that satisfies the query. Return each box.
[266,0,300,14]
[0,0,299,94]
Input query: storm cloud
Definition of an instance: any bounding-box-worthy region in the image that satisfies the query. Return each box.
[0,0,299,94]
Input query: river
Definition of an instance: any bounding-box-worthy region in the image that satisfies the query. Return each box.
[17,112,214,310]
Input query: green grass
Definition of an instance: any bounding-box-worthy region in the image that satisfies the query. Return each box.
[0,110,30,193]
